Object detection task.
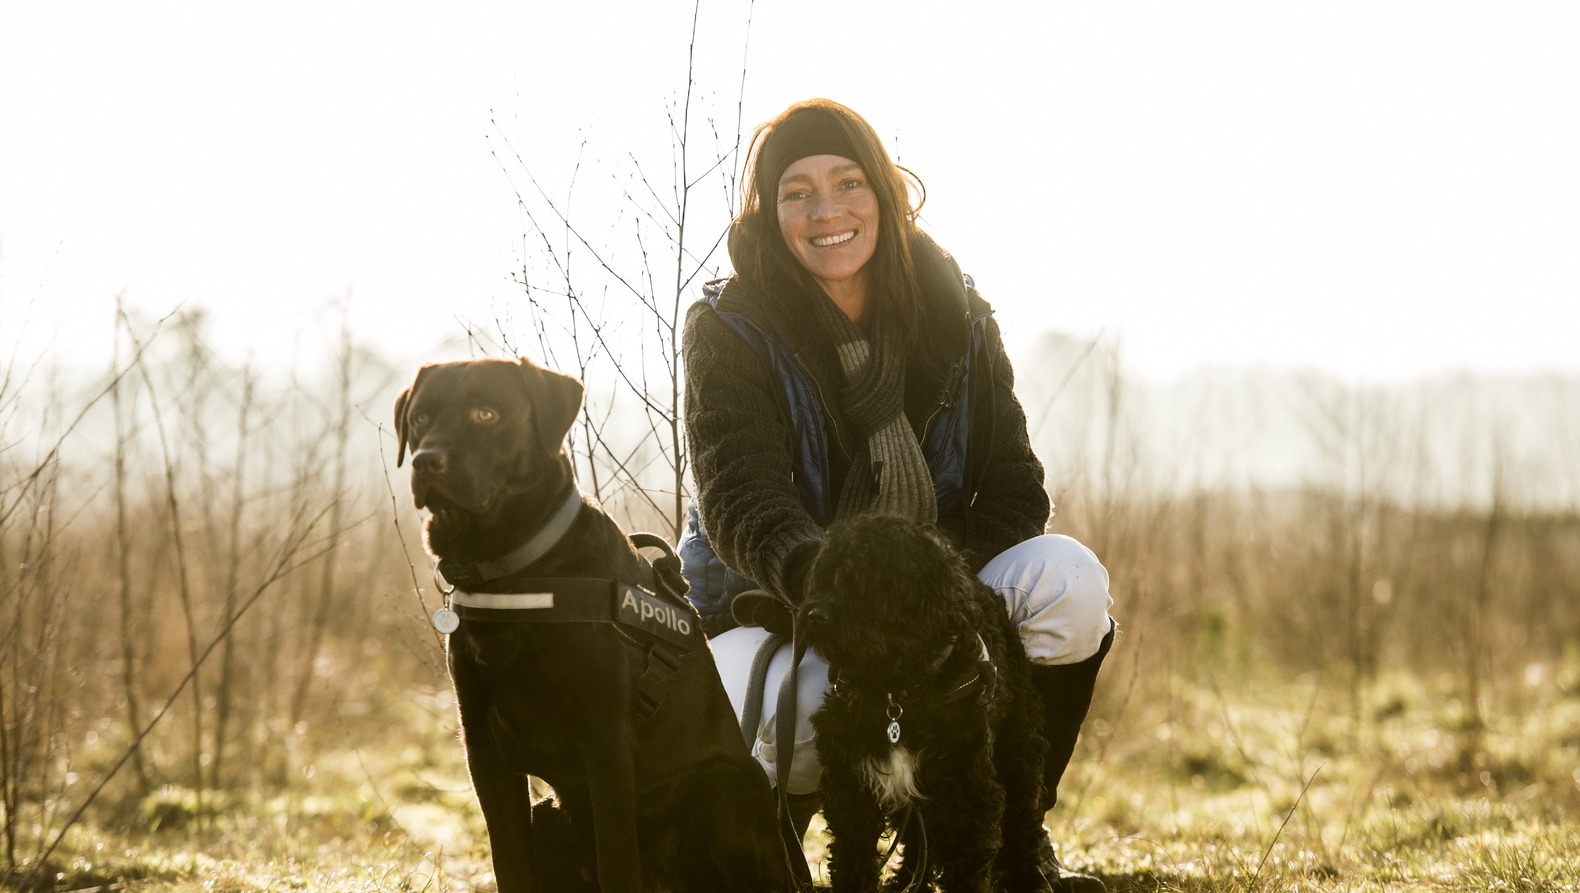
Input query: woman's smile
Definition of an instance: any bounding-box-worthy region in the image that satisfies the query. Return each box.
[811,230,857,247]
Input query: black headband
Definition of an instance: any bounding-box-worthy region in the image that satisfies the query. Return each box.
[760,106,860,191]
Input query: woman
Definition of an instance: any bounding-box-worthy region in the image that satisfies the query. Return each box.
[678,98,1114,893]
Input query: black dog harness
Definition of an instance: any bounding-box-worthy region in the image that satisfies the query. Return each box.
[449,569,700,651]
[431,489,704,718]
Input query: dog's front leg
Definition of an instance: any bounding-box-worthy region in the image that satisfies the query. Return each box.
[922,748,1003,893]
[582,741,644,892]
[992,719,1055,893]
[456,699,539,891]
[819,757,886,893]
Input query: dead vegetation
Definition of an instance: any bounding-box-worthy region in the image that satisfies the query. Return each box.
[2,298,1577,890]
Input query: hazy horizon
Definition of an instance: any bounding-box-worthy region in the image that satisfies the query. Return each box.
[4,1,1578,385]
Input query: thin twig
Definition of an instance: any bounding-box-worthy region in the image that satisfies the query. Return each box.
[1252,764,1323,886]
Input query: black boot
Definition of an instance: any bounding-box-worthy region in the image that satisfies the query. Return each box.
[1029,621,1115,892]
[1032,622,1115,810]
[1036,839,1106,893]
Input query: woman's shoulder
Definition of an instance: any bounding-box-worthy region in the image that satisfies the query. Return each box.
[693,275,764,319]
[692,274,818,349]
[912,230,998,314]
[685,277,795,367]
[963,276,994,318]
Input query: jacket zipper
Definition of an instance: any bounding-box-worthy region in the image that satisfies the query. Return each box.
[920,397,949,447]
[792,352,852,461]
[920,360,965,446]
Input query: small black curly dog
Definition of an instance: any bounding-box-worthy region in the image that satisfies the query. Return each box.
[800,515,1053,893]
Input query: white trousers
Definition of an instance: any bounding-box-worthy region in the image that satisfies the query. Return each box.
[712,533,1114,795]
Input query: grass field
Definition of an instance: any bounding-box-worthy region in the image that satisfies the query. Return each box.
[15,655,1578,893]
[5,317,1578,892]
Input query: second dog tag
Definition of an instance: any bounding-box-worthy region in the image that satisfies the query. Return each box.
[885,695,903,744]
[887,720,902,744]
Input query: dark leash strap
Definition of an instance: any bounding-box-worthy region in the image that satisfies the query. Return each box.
[740,630,787,747]
[894,806,930,893]
[774,626,815,892]
[729,589,813,889]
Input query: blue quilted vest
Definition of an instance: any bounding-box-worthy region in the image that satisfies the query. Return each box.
[679,280,992,623]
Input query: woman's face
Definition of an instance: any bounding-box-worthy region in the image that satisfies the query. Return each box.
[775,154,879,306]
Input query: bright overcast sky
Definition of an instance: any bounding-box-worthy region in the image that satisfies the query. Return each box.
[3,1,1577,383]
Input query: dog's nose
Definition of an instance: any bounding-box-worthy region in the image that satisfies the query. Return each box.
[804,604,832,627]
[411,447,448,475]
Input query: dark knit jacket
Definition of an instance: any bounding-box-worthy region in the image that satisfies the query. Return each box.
[681,235,1050,608]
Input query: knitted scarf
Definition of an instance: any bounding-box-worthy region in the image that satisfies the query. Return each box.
[807,291,938,523]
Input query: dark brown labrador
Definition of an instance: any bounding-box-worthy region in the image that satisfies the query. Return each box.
[394,357,789,893]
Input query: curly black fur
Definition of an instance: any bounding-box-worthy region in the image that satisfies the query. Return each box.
[801,515,1053,893]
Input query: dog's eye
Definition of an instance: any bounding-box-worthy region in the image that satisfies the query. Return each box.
[471,406,500,424]
[411,412,430,428]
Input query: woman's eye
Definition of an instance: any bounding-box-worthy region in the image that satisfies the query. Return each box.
[779,190,806,203]
[841,178,863,190]
[471,407,499,424]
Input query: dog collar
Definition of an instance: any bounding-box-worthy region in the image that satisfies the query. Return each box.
[435,486,584,588]
[939,633,997,704]
[904,633,996,708]
[830,633,998,746]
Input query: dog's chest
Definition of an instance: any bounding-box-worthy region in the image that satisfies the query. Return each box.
[859,746,923,812]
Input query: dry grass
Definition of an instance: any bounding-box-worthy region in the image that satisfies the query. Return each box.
[7,657,1577,891]
[3,309,1578,891]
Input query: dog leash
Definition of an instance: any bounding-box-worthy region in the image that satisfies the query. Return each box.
[730,592,816,890]
[740,629,787,747]
[774,625,817,892]
[874,805,932,893]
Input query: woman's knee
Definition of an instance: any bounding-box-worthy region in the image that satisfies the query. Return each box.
[710,627,828,795]
[979,534,1114,666]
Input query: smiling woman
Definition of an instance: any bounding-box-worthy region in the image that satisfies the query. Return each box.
[678,98,1116,892]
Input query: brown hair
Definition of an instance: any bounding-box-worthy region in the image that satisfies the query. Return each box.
[728,99,928,341]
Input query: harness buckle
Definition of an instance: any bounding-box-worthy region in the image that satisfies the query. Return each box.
[435,559,483,589]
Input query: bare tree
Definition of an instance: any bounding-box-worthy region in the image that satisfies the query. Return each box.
[490,0,754,538]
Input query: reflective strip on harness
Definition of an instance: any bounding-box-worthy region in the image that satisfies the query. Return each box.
[452,591,555,610]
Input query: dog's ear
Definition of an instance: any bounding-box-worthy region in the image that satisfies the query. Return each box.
[954,561,987,630]
[393,364,436,468]
[517,357,584,457]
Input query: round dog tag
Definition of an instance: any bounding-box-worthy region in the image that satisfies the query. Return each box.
[887,721,902,744]
[432,607,460,634]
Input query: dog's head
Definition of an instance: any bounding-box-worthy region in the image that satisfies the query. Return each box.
[393,357,583,552]
[798,515,986,691]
